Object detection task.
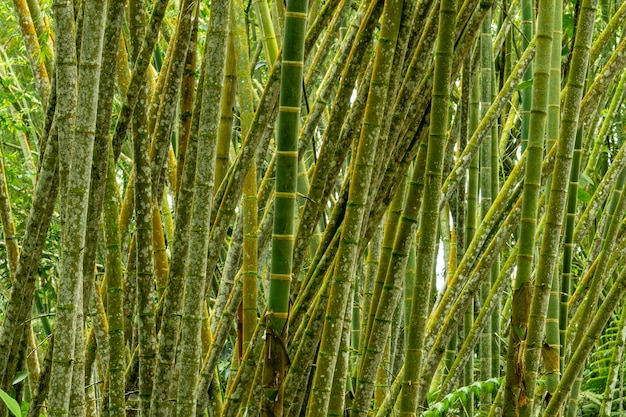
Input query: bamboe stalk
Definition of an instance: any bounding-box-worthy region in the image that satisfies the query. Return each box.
[519,0,533,154]
[216,34,237,189]
[328,291,353,417]
[254,0,279,63]
[363,174,407,347]
[133,68,156,417]
[398,0,457,412]
[522,1,596,415]
[48,0,107,411]
[559,128,582,377]
[149,0,198,200]
[478,13,495,403]
[262,0,308,412]
[542,0,563,396]
[150,63,204,417]
[362,225,383,365]
[176,8,199,199]
[502,0,555,413]
[232,0,258,352]
[175,0,231,413]
[102,148,126,417]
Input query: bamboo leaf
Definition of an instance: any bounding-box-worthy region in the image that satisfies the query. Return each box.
[12,371,28,385]
[0,388,21,417]
[515,79,533,92]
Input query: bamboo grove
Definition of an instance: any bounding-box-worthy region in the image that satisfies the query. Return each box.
[1,0,626,415]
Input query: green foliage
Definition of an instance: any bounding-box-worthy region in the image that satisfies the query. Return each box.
[424,378,501,417]
[0,388,21,417]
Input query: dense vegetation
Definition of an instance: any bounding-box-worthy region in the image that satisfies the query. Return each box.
[0,0,626,416]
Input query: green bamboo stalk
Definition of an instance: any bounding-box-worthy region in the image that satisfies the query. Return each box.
[175,0,231,413]
[363,173,407,348]
[133,63,156,417]
[519,0,534,154]
[307,1,403,415]
[232,0,258,352]
[479,9,495,403]
[175,8,199,199]
[465,54,480,415]
[559,128,582,378]
[150,57,204,417]
[80,0,126,368]
[357,141,425,417]
[502,0,555,413]
[48,0,107,411]
[362,224,383,364]
[254,0,279,63]
[542,0,563,397]
[397,0,457,413]
[328,288,353,417]
[216,33,237,190]
[523,0,597,414]
[489,51,501,383]
[149,0,198,201]
[262,0,308,412]
[126,0,157,412]
[103,149,126,417]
